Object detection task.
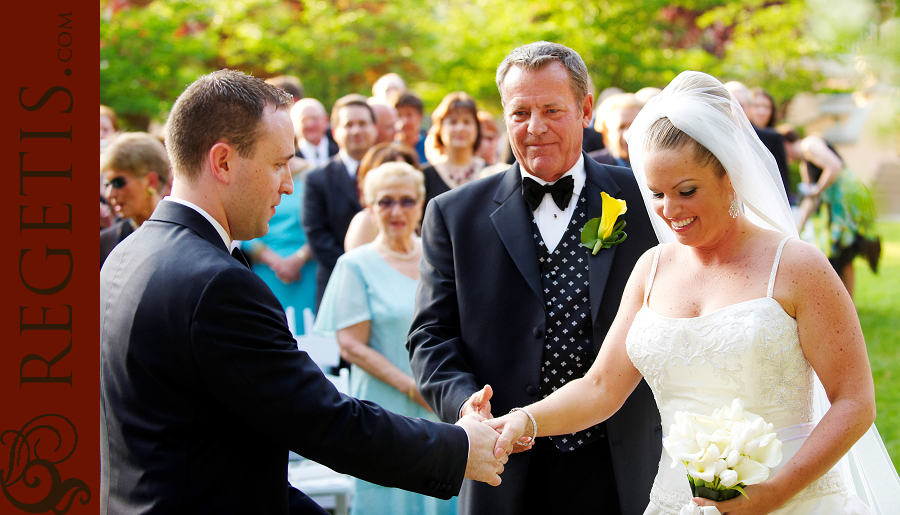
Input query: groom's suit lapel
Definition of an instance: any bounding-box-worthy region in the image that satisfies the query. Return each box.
[490,164,543,302]
[584,156,622,327]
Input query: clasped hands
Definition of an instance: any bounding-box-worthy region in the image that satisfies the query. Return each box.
[457,385,535,486]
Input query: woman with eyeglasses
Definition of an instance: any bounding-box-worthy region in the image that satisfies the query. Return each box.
[100,132,170,268]
[343,142,421,251]
[315,162,457,515]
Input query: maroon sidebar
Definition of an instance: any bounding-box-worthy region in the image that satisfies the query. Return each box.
[2,2,99,514]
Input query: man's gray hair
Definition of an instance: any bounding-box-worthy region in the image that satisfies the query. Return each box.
[496,41,589,108]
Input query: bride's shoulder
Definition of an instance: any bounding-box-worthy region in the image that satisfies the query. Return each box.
[774,237,839,287]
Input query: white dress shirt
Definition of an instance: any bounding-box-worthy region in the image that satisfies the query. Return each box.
[338,150,360,179]
[164,197,234,251]
[519,154,586,253]
[297,138,331,169]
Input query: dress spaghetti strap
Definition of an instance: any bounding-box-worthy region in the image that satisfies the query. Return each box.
[767,237,792,298]
[644,244,663,305]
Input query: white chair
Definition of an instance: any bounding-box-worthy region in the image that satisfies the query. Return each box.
[288,459,353,515]
[288,307,342,375]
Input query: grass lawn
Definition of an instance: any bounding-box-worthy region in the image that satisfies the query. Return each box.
[854,221,900,470]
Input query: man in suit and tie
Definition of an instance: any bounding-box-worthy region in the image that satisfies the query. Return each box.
[100,70,506,515]
[587,93,644,169]
[302,94,376,308]
[408,42,661,515]
[290,98,339,170]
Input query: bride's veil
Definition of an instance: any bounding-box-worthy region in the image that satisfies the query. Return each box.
[626,70,900,513]
[625,70,797,242]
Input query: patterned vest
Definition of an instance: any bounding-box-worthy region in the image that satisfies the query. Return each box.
[531,194,606,452]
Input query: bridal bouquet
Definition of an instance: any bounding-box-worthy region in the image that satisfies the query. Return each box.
[663,399,782,504]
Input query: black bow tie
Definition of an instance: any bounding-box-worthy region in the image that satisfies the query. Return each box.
[522,175,574,212]
[231,246,250,268]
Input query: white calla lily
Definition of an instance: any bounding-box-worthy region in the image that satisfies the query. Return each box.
[734,457,770,485]
[719,469,739,488]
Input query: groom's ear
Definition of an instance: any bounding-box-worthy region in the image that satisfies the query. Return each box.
[208,142,236,185]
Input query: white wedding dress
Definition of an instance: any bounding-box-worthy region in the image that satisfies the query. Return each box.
[626,239,886,514]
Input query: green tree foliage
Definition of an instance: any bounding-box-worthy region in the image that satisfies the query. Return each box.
[100,0,897,131]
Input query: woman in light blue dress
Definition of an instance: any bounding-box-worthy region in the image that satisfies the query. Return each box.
[242,165,317,334]
[315,162,458,515]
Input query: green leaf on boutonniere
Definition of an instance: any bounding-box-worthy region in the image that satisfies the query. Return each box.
[581,192,628,255]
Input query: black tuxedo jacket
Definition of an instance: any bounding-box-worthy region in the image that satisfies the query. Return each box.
[408,156,661,515]
[100,200,467,514]
[301,156,362,306]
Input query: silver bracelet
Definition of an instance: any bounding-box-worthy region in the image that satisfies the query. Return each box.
[509,407,537,446]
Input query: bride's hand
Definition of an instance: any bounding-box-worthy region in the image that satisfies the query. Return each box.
[483,410,533,458]
[691,483,782,515]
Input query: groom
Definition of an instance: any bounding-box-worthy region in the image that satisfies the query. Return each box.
[408,42,661,514]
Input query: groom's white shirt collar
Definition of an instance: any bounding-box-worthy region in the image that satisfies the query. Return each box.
[163,197,234,251]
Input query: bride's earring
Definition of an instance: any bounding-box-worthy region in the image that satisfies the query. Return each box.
[728,198,740,218]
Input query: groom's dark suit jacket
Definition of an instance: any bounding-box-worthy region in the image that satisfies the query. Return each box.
[408,155,662,515]
[302,156,362,307]
[100,200,467,514]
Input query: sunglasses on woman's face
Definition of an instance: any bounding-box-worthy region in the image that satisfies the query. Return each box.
[104,176,128,190]
[375,196,418,210]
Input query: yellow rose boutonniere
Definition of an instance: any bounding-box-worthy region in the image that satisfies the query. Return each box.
[580,192,627,255]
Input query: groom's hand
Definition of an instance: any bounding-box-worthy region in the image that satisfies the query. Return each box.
[457,414,507,486]
[460,384,493,419]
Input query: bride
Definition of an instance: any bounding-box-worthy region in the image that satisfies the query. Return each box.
[486,71,898,514]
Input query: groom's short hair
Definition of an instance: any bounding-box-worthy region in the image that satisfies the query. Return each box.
[495,41,589,109]
[165,69,293,183]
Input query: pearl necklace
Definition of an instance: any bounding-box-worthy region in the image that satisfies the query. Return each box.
[377,239,419,260]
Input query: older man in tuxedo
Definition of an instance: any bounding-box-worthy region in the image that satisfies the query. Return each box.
[408,42,661,515]
[100,70,506,515]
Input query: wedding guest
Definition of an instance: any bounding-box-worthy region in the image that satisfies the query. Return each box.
[100,132,170,267]
[303,94,377,308]
[265,75,304,103]
[488,70,887,515]
[634,86,662,103]
[100,105,120,229]
[587,93,644,168]
[372,72,406,101]
[476,110,501,165]
[725,81,791,202]
[393,90,428,164]
[421,92,485,209]
[291,98,339,170]
[368,97,399,145]
[344,142,420,251]
[100,104,118,146]
[408,41,660,515]
[316,162,457,515]
[780,126,881,297]
[750,87,778,128]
